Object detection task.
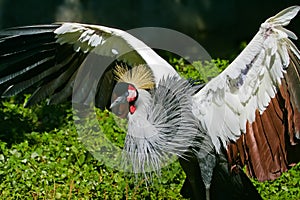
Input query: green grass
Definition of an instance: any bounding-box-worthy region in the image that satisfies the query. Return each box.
[0,59,299,199]
[0,101,185,199]
[251,163,300,200]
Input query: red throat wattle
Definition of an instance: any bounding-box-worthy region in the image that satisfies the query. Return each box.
[129,105,136,114]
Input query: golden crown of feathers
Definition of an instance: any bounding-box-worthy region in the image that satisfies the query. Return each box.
[113,64,155,90]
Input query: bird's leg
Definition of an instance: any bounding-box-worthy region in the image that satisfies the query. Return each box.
[197,152,216,200]
[205,188,210,200]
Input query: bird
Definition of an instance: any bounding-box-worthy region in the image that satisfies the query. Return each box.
[0,5,300,200]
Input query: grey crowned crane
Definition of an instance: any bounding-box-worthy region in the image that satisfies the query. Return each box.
[0,5,300,200]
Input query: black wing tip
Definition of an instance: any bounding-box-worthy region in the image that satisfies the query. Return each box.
[0,24,61,36]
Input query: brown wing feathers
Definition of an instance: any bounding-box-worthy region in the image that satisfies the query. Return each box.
[227,50,300,181]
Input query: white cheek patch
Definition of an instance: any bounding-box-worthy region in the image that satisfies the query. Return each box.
[127,89,137,102]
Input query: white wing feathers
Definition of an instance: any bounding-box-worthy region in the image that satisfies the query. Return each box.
[193,6,300,151]
[54,23,178,83]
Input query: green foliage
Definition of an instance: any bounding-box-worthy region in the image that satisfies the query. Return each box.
[169,57,229,82]
[0,59,299,199]
[0,98,185,199]
[251,163,300,200]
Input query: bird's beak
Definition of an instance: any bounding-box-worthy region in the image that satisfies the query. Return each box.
[110,95,127,109]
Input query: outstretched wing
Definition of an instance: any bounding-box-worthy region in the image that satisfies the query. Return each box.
[0,23,177,107]
[193,6,300,152]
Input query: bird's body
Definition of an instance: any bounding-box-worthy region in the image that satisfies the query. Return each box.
[0,5,300,200]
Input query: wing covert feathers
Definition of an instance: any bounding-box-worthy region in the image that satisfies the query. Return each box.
[193,6,300,152]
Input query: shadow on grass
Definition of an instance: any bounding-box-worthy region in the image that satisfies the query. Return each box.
[0,95,72,147]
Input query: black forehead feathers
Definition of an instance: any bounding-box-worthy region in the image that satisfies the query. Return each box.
[113,82,129,96]
[113,82,137,96]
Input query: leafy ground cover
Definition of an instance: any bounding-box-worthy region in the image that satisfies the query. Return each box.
[0,58,299,199]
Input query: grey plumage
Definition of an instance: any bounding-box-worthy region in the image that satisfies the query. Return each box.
[122,75,213,178]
